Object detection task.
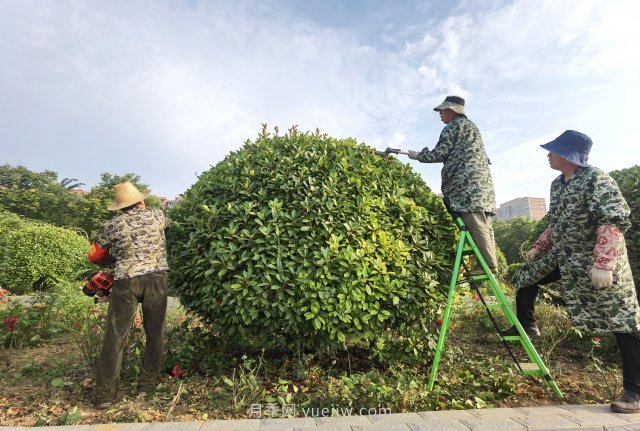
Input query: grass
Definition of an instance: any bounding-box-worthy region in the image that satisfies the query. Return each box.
[0,283,624,426]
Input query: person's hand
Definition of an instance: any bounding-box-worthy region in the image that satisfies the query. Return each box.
[408,150,419,160]
[525,248,542,263]
[590,267,613,288]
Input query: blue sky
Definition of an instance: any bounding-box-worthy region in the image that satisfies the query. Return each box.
[1,0,639,208]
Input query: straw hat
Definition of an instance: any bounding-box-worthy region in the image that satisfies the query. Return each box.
[107,181,150,211]
[433,95,466,115]
[540,130,592,167]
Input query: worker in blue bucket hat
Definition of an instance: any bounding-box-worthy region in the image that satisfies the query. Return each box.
[508,130,640,413]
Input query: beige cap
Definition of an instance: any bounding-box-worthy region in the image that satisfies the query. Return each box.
[433,95,466,115]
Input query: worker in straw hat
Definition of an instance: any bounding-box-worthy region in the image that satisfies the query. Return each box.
[407,95,498,274]
[87,181,171,408]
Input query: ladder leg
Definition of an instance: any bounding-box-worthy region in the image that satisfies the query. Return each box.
[428,232,467,391]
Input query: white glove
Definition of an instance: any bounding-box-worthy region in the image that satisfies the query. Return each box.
[408,150,419,160]
[525,248,542,263]
[590,267,613,288]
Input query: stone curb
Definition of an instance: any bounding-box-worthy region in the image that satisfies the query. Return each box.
[1,405,640,431]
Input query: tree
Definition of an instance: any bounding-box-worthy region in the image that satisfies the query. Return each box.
[0,165,162,238]
[0,165,81,228]
[168,126,456,359]
[59,178,85,190]
[493,217,538,264]
[0,164,58,189]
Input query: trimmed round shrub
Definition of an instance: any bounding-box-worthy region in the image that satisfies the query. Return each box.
[168,127,456,357]
[0,220,90,293]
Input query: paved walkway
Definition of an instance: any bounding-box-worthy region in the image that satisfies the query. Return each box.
[2,404,640,430]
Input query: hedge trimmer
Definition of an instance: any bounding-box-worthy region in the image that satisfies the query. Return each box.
[81,271,114,303]
[374,147,410,158]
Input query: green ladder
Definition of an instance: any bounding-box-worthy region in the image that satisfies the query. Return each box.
[427,200,563,399]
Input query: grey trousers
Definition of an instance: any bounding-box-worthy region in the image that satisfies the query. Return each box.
[461,212,498,268]
[95,270,168,403]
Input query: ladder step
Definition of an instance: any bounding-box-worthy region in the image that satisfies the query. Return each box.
[519,362,541,372]
[519,362,543,376]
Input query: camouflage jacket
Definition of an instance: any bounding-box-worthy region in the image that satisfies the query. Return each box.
[95,207,170,280]
[417,117,496,214]
[513,166,639,333]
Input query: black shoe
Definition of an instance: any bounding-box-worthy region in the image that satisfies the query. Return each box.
[611,390,640,413]
[500,325,541,337]
[468,267,498,276]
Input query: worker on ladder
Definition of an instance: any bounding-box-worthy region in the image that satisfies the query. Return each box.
[510,130,640,414]
[407,95,498,274]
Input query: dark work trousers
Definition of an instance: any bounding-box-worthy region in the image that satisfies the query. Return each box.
[518,267,640,395]
[461,212,498,269]
[615,332,640,395]
[515,266,562,327]
[95,270,168,403]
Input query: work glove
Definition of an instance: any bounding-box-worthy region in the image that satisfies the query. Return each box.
[525,248,543,263]
[590,267,613,288]
[524,227,552,262]
[408,150,419,160]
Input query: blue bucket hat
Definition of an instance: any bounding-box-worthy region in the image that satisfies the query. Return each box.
[540,130,592,167]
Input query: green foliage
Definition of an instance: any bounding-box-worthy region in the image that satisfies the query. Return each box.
[0,181,81,228]
[493,217,538,264]
[165,314,225,375]
[505,263,523,282]
[610,165,639,290]
[0,221,90,293]
[0,165,161,238]
[494,247,508,280]
[0,164,58,189]
[168,126,456,358]
[0,281,91,348]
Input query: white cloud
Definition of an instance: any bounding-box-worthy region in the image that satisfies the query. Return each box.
[1,0,638,202]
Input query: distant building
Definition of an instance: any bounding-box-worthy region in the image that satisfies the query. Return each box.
[69,188,88,198]
[157,195,183,209]
[496,197,547,221]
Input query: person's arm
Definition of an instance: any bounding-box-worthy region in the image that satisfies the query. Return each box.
[587,170,631,288]
[88,224,113,264]
[88,242,111,264]
[526,227,552,262]
[408,124,457,163]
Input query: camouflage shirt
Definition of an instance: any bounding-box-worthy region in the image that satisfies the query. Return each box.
[417,116,496,214]
[95,207,170,280]
[513,166,639,333]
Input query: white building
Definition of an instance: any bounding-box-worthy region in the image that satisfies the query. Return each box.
[496,197,547,221]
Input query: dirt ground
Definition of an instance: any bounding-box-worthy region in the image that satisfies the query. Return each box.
[0,329,621,427]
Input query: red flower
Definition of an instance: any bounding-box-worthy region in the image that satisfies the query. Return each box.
[172,363,185,378]
[4,315,19,332]
[0,288,9,297]
[472,293,480,300]
[436,319,443,326]
[4,316,18,324]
